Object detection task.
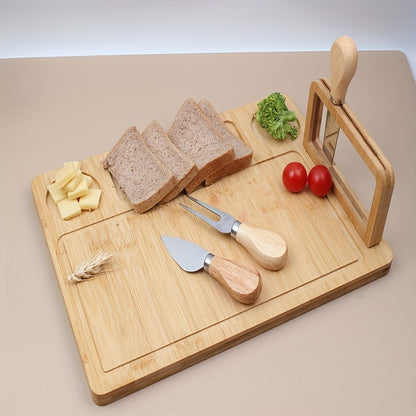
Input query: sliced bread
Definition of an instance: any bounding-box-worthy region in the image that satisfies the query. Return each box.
[142,120,198,203]
[198,98,253,185]
[103,126,177,213]
[167,98,235,193]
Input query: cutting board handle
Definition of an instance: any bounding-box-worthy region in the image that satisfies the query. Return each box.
[303,78,394,247]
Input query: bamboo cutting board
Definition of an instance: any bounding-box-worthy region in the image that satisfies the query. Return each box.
[31,98,393,405]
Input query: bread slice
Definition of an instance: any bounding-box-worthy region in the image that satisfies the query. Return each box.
[103,126,177,213]
[168,98,235,193]
[142,120,198,203]
[198,98,253,185]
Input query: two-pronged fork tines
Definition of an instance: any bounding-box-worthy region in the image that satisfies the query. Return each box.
[179,195,237,234]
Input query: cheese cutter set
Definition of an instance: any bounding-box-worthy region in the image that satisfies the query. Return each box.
[161,195,288,304]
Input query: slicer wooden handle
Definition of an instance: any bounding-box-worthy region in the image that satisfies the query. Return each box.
[234,223,288,271]
[330,36,358,104]
[207,256,262,304]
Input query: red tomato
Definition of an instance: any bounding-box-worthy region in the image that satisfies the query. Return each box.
[282,162,307,193]
[308,165,332,197]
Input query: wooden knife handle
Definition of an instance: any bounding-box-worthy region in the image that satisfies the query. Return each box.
[206,256,262,304]
[234,223,288,271]
[330,36,358,104]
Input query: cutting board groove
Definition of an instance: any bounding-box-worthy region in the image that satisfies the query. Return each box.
[31,98,392,405]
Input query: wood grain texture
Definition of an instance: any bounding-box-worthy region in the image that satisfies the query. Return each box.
[31,98,393,405]
[235,222,288,270]
[330,36,358,104]
[207,255,262,304]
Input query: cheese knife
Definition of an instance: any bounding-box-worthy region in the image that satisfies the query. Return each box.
[322,35,358,163]
[180,195,287,271]
[161,235,262,304]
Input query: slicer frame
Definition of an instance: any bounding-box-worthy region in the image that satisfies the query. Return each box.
[303,78,394,247]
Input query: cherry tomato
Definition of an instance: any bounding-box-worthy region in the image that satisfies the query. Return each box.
[282,162,307,193]
[308,165,332,197]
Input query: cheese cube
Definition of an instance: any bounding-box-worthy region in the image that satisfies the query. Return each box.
[83,174,93,187]
[55,162,77,188]
[62,169,83,192]
[67,176,89,200]
[57,198,81,220]
[79,188,102,210]
[47,182,67,204]
[65,161,81,170]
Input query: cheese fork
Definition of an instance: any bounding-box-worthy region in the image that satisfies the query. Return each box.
[180,195,287,271]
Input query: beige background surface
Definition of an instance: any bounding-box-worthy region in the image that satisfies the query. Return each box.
[1,50,415,415]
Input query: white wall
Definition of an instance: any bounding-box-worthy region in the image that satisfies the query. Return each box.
[1,0,415,78]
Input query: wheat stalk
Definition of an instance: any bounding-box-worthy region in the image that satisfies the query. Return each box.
[68,251,113,282]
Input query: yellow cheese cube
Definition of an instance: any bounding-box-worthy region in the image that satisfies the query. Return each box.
[79,188,102,210]
[47,182,67,204]
[83,174,93,187]
[65,161,81,170]
[55,162,77,188]
[57,198,81,220]
[67,176,89,200]
[62,169,83,192]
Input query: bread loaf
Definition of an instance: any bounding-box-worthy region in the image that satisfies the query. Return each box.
[104,99,253,212]
[142,120,198,202]
[167,98,235,193]
[198,98,253,185]
[104,126,177,213]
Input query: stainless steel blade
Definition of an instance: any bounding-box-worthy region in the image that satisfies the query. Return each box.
[161,236,210,272]
[322,108,340,163]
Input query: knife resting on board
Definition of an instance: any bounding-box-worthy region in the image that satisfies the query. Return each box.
[161,235,262,304]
